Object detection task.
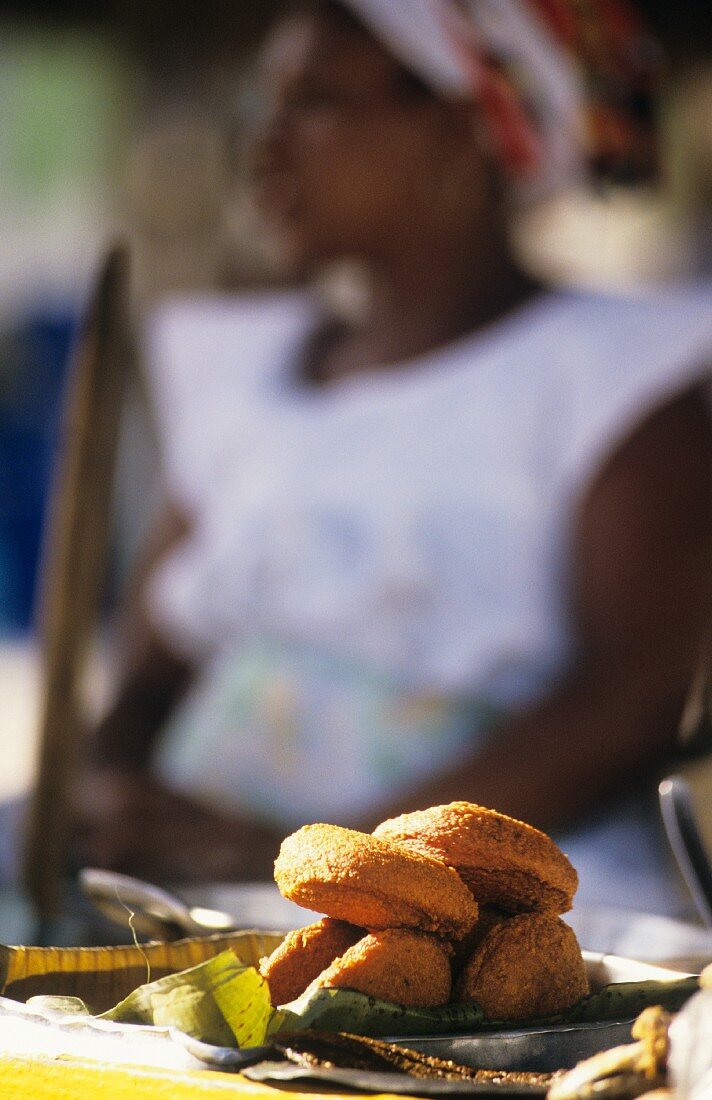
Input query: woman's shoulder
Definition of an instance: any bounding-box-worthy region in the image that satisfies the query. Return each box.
[520,282,711,429]
[442,282,710,399]
[143,287,322,424]
[543,281,711,363]
[141,289,321,504]
[537,281,712,494]
[145,288,320,373]
[149,285,319,329]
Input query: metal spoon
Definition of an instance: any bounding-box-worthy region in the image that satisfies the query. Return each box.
[659,775,712,929]
[78,867,237,941]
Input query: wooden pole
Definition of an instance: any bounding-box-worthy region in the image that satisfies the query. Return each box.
[22,243,131,927]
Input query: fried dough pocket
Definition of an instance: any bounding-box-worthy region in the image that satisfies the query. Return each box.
[454,911,588,1020]
[315,928,452,1008]
[275,822,478,937]
[260,918,363,1006]
[374,802,578,914]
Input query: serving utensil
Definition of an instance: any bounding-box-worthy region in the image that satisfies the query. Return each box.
[78,868,237,941]
[659,775,712,930]
[657,624,712,929]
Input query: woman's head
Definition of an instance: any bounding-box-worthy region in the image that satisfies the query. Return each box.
[251,0,499,274]
[250,0,659,276]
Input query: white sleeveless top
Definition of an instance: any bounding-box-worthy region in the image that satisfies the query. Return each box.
[144,284,711,913]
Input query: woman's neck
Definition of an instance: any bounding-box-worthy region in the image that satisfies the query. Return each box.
[313,231,540,384]
[371,247,538,359]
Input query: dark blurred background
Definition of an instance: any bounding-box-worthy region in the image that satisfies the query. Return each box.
[0,0,710,800]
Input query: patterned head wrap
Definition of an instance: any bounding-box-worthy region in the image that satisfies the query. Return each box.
[340,0,661,197]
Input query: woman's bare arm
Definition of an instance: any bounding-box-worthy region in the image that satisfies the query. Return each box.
[363,381,712,833]
[78,381,712,879]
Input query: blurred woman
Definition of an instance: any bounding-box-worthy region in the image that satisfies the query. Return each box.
[78,0,712,914]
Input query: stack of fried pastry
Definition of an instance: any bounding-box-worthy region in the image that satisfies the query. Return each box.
[260,802,589,1020]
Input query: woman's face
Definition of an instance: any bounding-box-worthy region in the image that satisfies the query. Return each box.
[251,7,477,272]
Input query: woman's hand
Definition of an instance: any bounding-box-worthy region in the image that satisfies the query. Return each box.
[71,767,283,883]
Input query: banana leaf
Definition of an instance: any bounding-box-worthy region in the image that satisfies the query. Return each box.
[25,951,273,1049]
[273,987,486,1038]
[101,950,272,1047]
[1,933,700,1047]
[273,976,700,1039]
[0,930,283,1014]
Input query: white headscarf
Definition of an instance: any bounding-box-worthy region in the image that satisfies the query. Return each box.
[340,0,658,198]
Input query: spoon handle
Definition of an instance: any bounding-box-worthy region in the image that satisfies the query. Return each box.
[659,776,712,929]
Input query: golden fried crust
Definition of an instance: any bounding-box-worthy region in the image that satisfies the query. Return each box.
[316,929,452,1008]
[374,802,578,913]
[449,905,509,978]
[259,918,363,1006]
[274,823,478,937]
[454,912,589,1020]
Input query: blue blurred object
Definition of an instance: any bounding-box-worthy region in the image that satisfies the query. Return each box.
[0,311,77,635]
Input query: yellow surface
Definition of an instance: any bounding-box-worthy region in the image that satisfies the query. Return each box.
[0,933,427,1096]
[0,1053,422,1100]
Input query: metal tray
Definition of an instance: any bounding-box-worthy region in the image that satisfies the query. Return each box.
[393,952,693,1072]
[177,950,695,1078]
[242,1061,551,1095]
[0,947,697,1093]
